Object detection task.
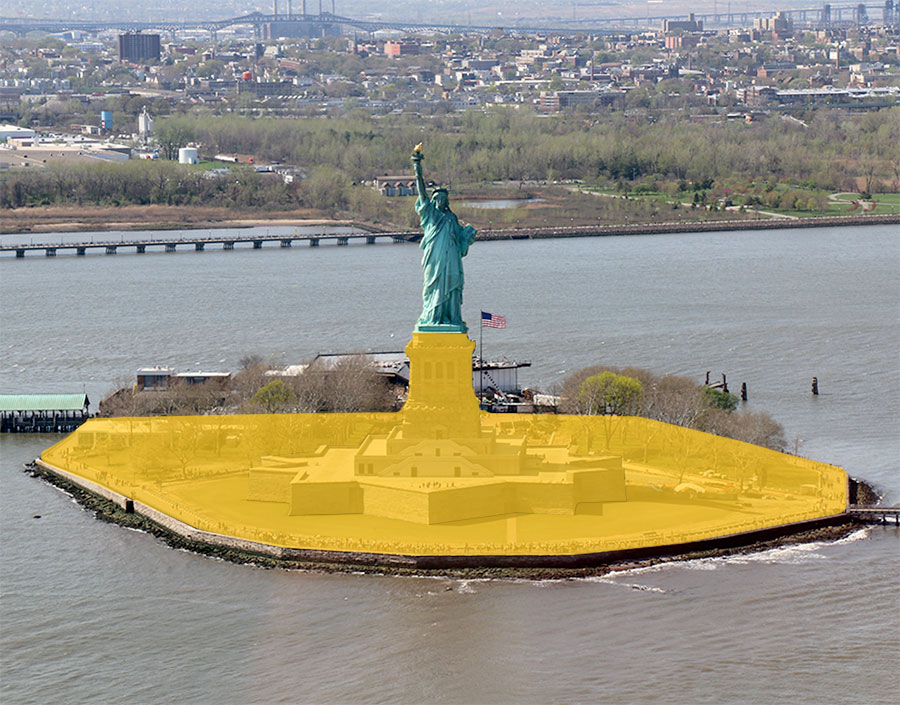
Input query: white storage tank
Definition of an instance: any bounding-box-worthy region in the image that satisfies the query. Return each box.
[178,147,198,164]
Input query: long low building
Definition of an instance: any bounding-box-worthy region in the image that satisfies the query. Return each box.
[0,393,90,433]
[268,351,532,394]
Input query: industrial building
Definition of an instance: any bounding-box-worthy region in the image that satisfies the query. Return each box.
[118,33,161,62]
[0,124,36,142]
[138,107,153,139]
[539,90,625,112]
[661,14,703,33]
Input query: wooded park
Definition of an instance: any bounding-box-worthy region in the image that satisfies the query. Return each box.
[3,107,898,230]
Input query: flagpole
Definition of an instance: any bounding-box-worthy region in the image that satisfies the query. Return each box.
[479,311,484,403]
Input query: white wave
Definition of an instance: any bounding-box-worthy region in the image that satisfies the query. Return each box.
[596,528,875,578]
[580,575,668,594]
[603,561,700,577]
[722,543,828,565]
[831,526,872,544]
[673,559,720,571]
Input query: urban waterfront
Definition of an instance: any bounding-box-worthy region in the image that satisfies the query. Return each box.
[1,224,898,704]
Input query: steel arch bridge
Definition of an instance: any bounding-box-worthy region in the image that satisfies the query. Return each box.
[0,5,892,37]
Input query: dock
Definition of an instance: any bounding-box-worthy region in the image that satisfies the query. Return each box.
[1,393,90,433]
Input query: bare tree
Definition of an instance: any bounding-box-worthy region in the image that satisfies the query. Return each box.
[292,355,394,413]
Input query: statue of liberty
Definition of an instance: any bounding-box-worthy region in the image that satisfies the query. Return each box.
[411,143,477,333]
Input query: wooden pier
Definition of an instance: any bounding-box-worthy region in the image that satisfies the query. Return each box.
[847,506,900,525]
[2,231,420,257]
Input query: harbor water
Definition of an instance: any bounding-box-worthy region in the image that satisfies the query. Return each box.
[1,224,898,704]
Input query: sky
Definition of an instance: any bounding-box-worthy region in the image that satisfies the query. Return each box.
[3,1,825,24]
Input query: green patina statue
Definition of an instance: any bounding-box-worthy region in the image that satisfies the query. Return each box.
[411,143,477,333]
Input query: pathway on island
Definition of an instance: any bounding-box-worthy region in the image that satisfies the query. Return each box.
[829,192,876,213]
[574,186,800,220]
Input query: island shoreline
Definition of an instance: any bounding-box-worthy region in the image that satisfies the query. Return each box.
[27,458,862,581]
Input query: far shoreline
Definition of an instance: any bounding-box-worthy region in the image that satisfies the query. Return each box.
[2,205,897,240]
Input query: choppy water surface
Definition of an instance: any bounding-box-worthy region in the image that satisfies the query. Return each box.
[1,225,898,704]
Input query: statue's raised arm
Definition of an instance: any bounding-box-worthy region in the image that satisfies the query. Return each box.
[411,142,427,203]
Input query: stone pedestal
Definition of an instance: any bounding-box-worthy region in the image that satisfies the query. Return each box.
[402,332,481,440]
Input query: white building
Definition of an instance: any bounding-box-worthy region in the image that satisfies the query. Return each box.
[0,124,36,142]
[138,108,153,139]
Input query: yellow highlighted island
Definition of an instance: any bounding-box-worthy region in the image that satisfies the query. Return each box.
[41,333,847,558]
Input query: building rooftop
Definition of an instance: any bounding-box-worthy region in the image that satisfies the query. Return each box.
[0,393,89,412]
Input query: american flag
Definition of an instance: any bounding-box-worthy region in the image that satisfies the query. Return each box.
[481,311,506,329]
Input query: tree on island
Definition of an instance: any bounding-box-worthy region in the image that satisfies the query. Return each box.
[251,380,297,414]
[704,386,738,411]
[575,371,643,452]
[577,371,644,416]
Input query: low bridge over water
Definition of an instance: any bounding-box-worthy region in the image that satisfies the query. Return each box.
[4,214,899,259]
[2,231,420,257]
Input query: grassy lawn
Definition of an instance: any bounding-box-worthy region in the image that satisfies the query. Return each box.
[824,192,900,215]
[583,184,900,218]
[865,193,900,214]
[581,187,694,208]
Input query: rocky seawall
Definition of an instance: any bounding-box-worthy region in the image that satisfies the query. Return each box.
[26,459,866,580]
[476,213,900,241]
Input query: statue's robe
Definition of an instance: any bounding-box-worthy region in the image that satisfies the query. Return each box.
[415,195,477,330]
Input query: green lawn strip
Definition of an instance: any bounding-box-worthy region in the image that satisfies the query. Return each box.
[580,186,899,217]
